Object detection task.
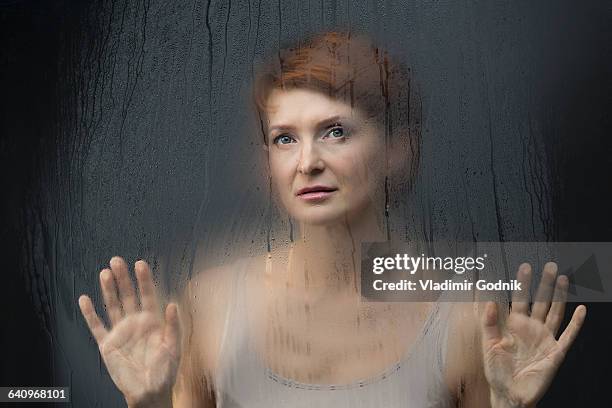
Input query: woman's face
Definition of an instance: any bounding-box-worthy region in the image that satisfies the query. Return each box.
[265,88,386,226]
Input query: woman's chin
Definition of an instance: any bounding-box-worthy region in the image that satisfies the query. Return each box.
[288,197,378,227]
[293,206,364,227]
[292,207,356,227]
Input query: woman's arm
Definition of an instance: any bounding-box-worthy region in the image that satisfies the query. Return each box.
[452,263,586,408]
[445,302,493,407]
[171,278,212,408]
[172,263,237,407]
[78,258,181,408]
[480,263,586,408]
[79,257,234,408]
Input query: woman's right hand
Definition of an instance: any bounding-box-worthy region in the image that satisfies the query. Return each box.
[78,257,181,408]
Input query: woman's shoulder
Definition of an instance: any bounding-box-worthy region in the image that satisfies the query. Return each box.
[178,253,266,375]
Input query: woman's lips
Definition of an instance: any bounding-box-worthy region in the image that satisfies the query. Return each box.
[298,190,337,202]
[296,186,338,202]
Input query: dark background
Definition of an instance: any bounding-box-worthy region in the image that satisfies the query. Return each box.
[1,0,610,406]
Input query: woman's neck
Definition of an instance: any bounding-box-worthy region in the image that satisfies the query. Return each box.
[283,207,387,296]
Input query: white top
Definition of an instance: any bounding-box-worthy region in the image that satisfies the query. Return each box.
[212,257,456,408]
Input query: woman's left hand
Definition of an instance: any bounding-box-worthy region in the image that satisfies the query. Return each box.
[480,262,587,408]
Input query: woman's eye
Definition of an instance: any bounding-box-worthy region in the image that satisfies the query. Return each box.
[326,126,346,139]
[273,134,295,145]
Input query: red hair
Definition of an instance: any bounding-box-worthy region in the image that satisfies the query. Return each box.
[253,31,421,192]
[254,32,418,138]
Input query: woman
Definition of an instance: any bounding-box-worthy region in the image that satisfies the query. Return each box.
[78,32,587,408]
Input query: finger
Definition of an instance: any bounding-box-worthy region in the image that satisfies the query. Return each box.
[545,275,569,336]
[110,256,138,314]
[481,302,502,348]
[531,262,558,321]
[100,268,123,325]
[78,295,108,344]
[511,263,532,315]
[558,305,587,355]
[135,260,160,312]
[163,303,181,358]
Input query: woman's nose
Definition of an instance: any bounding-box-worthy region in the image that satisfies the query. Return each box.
[297,141,325,175]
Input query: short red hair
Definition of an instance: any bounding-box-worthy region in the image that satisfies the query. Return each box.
[255,31,412,121]
[253,31,421,190]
